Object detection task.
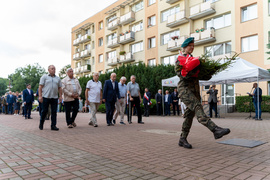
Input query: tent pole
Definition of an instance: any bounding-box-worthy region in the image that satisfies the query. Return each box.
[257,69,259,119]
[162,86,164,116]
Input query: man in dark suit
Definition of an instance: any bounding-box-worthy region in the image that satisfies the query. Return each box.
[207,85,218,118]
[155,89,162,115]
[171,88,179,116]
[103,73,120,126]
[143,88,151,117]
[164,90,172,116]
[23,84,34,119]
[7,91,15,114]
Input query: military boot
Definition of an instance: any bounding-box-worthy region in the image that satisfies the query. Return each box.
[213,126,230,139]
[178,137,192,149]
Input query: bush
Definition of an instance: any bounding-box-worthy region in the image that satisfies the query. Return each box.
[97,103,106,113]
[235,96,270,112]
[140,99,157,115]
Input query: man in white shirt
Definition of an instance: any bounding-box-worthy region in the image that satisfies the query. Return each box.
[85,72,102,127]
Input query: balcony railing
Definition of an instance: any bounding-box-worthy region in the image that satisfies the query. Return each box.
[73,53,80,60]
[189,1,215,20]
[108,57,118,66]
[108,18,120,31]
[80,34,91,44]
[119,31,135,44]
[80,49,91,58]
[166,0,180,4]
[107,38,120,48]
[167,36,187,52]
[166,11,189,28]
[74,67,80,74]
[81,65,91,73]
[119,11,135,25]
[73,38,81,46]
[119,52,135,63]
[190,29,216,46]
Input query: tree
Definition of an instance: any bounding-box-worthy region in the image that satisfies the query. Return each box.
[59,64,71,79]
[8,63,46,92]
[0,78,8,96]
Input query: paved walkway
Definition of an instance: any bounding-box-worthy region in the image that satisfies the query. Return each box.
[0,112,269,180]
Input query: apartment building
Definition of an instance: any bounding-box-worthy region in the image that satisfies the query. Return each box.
[71,0,270,105]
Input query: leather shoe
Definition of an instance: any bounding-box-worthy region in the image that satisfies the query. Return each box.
[112,119,116,124]
[138,122,144,124]
[51,126,59,131]
[28,117,33,119]
[179,137,192,149]
[39,123,44,130]
[213,126,230,139]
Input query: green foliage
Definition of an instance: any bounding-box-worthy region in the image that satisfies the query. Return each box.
[97,103,106,113]
[8,63,46,92]
[235,96,270,112]
[59,64,71,79]
[0,78,8,96]
[140,99,157,115]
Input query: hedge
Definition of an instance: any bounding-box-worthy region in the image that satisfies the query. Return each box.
[235,96,270,112]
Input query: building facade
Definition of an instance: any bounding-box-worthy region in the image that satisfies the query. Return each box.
[71,0,270,105]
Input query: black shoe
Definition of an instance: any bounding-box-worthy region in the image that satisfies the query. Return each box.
[107,124,111,126]
[51,126,59,131]
[110,123,114,126]
[128,121,132,124]
[178,137,192,149]
[112,119,116,124]
[138,122,144,124]
[213,126,230,139]
[39,123,44,130]
[28,117,33,119]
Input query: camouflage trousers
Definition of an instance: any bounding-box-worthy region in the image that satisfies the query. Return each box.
[178,87,217,138]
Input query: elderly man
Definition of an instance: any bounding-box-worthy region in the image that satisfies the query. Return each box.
[38,65,62,131]
[127,75,144,124]
[62,68,82,128]
[103,73,120,126]
[112,76,127,125]
[85,72,102,127]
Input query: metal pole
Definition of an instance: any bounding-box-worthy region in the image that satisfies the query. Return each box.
[257,69,260,119]
[162,86,164,116]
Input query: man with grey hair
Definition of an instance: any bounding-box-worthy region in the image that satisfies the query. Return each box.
[127,75,144,124]
[62,68,82,128]
[85,72,102,127]
[112,76,127,125]
[39,65,62,131]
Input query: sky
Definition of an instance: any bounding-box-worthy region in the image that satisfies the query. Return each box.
[0,0,117,78]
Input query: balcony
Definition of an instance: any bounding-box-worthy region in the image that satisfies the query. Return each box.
[166,11,189,28]
[108,57,118,66]
[73,38,81,46]
[81,65,91,73]
[167,36,187,52]
[107,38,120,48]
[166,0,180,4]
[119,11,135,26]
[108,18,120,31]
[189,1,215,20]
[73,53,80,61]
[119,31,135,44]
[74,67,80,74]
[80,34,91,44]
[80,49,91,58]
[119,52,135,63]
[191,29,216,46]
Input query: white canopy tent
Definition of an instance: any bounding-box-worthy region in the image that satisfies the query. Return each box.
[161,58,270,116]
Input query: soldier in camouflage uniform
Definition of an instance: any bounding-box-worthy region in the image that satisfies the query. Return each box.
[176,37,230,149]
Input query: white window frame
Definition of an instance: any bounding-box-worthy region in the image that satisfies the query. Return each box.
[131,41,143,54]
[161,30,180,45]
[98,37,103,46]
[162,55,178,65]
[107,14,117,24]
[107,51,116,61]
[132,0,144,12]
[241,4,258,22]
[148,37,156,49]
[130,21,143,32]
[84,44,91,50]
[99,54,103,63]
[161,6,180,22]
[241,35,258,53]
[148,59,156,66]
[107,33,117,43]
[99,21,103,30]
[205,13,231,30]
[205,42,231,57]
[148,15,156,27]
[148,0,156,6]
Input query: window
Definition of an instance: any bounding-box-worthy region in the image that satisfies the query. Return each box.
[76,62,81,68]
[107,51,116,61]
[204,85,210,90]
[85,59,91,65]
[131,41,143,54]
[107,14,117,24]
[92,25,95,33]
[161,30,180,45]
[92,57,95,65]
[130,21,143,32]
[269,1,270,16]
[241,35,258,52]
[204,0,218,2]
[99,21,103,30]
[132,0,144,12]
[98,37,103,46]
[148,59,156,66]
[148,37,156,49]
[149,0,156,6]
[85,29,90,35]
[205,42,231,57]
[107,69,114,73]
[205,13,231,30]
[107,33,117,43]
[99,54,103,63]
[99,70,103,75]
[161,6,180,22]
[77,34,82,39]
[84,44,91,50]
[148,15,156,27]
[241,4,257,22]
[162,55,178,65]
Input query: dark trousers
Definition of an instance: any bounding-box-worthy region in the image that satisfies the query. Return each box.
[8,104,13,114]
[40,98,58,127]
[24,102,32,118]
[164,102,171,115]
[156,103,162,115]
[127,97,142,123]
[172,102,179,115]
[209,101,217,118]
[60,103,65,112]
[64,99,79,125]
[38,102,43,117]
[105,101,116,125]
[3,105,7,114]
[143,103,149,116]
